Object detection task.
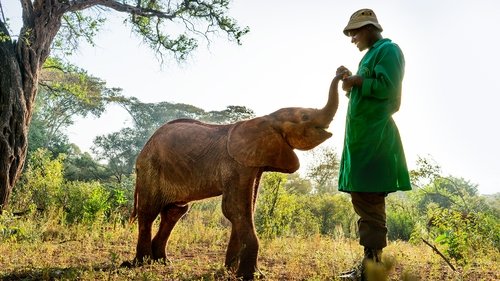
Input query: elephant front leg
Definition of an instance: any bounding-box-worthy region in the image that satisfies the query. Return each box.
[222,191,260,280]
[235,226,259,280]
[224,227,241,270]
[224,221,259,280]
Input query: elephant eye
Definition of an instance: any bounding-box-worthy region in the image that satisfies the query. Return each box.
[301,114,310,122]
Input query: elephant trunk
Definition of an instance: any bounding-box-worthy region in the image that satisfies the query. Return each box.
[317,74,342,126]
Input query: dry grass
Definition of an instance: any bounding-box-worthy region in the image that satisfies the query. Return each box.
[1,215,499,281]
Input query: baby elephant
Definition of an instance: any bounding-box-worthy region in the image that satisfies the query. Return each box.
[127,74,342,279]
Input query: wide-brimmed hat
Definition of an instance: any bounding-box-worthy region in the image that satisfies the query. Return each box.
[343,8,383,36]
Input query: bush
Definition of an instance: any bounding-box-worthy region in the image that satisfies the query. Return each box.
[255,173,357,239]
[10,148,115,225]
[59,181,111,224]
[299,194,356,238]
[289,207,321,236]
[104,174,136,221]
[255,173,297,238]
[11,148,65,212]
[386,194,418,241]
[427,205,500,264]
[0,211,35,242]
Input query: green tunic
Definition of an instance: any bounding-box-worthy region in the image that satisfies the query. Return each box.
[338,38,411,193]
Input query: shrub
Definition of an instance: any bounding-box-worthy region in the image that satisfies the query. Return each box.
[104,174,136,221]
[59,181,111,224]
[11,148,65,212]
[10,148,128,225]
[426,204,500,265]
[255,173,357,239]
[301,194,356,238]
[0,212,28,242]
[255,173,297,238]
[386,194,418,241]
[289,207,321,236]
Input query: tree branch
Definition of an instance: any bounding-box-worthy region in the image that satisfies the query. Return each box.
[0,13,9,37]
[67,0,176,19]
[0,1,7,24]
[20,0,34,27]
[421,238,456,271]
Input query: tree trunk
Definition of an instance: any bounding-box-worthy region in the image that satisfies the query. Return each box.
[0,1,61,212]
[0,37,30,213]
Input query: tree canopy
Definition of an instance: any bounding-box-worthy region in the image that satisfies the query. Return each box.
[28,57,125,155]
[0,0,249,212]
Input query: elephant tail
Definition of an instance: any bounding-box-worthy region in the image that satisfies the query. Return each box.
[129,184,139,224]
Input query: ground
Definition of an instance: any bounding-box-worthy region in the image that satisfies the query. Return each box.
[1,223,498,280]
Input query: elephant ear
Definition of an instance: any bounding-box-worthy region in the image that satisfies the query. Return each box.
[228,117,300,173]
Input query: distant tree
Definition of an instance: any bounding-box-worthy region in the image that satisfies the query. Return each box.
[92,127,142,183]
[284,173,312,195]
[64,146,110,182]
[24,57,128,183]
[121,99,206,135]
[28,114,72,157]
[121,100,255,133]
[203,105,255,124]
[0,0,249,212]
[418,176,480,212]
[305,146,340,194]
[484,193,500,215]
[409,155,442,188]
[411,156,485,213]
[28,57,125,156]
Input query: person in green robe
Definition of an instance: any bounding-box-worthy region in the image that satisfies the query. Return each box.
[336,8,412,280]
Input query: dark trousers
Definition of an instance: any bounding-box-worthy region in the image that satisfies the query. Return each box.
[351,192,387,249]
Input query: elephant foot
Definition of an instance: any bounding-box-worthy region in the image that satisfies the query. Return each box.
[119,260,132,268]
[152,251,170,264]
[237,274,255,281]
[121,255,162,268]
[237,268,265,281]
[120,259,138,268]
[120,257,151,268]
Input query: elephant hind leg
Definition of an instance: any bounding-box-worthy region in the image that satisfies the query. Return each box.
[151,203,190,261]
[135,210,158,264]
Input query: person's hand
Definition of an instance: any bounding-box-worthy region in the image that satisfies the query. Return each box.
[336,66,352,80]
[342,75,363,92]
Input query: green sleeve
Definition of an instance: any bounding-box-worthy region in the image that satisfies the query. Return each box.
[360,44,404,100]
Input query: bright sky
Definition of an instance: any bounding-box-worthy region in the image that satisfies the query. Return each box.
[4,0,500,194]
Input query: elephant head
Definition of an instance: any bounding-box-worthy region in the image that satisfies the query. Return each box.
[227,73,342,173]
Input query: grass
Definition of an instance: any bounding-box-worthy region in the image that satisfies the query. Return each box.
[1,208,499,281]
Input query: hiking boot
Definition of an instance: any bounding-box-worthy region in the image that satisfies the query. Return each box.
[338,263,363,280]
[338,248,383,281]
